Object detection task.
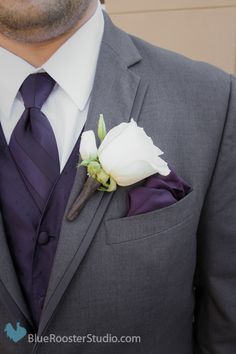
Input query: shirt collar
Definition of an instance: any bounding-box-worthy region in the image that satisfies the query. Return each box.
[0,0,104,119]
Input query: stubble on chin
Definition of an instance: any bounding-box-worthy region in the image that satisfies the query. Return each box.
[0,0,92,43]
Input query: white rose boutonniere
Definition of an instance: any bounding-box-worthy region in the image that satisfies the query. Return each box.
[67,115,170,221]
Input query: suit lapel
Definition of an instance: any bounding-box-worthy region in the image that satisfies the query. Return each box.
[37,13,148,337]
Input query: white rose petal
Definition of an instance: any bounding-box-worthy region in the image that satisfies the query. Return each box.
[98,122,128,154]
[110,159,169,186]
[98,119,170,186]
[80,131,98,161]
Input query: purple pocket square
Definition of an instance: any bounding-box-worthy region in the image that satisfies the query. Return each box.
[127,170,191,217]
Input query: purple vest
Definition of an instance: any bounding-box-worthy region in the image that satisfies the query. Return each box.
[0,124,79,327]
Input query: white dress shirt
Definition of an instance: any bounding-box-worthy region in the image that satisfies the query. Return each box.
[0,1,104,171]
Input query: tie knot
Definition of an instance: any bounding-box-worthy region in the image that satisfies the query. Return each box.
[20,73,55,110]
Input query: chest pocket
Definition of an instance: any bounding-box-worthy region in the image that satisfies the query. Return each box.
[105,190,196,244]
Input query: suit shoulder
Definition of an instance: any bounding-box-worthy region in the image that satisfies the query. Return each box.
[130,35,231,90]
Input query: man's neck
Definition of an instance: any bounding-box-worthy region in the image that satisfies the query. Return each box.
[0,1,98,68]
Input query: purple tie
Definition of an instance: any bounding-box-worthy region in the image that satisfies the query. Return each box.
[9,73,60,211]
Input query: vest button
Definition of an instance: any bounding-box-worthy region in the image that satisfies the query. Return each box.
[38,232,49,245]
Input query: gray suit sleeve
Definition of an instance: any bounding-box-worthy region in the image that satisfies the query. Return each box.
[194,75,236,353]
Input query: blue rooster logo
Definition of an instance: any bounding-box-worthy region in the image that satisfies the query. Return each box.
[4,321,27,343]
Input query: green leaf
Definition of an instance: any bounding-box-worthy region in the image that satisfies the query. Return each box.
[98,114,107,142]
[106,176,117,192]
[87,161,102,179]
[98,175,117,192]
[80,160,91,167]
[96,169,110,185]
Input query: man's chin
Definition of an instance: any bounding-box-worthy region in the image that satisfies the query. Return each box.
[0,20,82,44]
[0,0,93,43]
[0,28,57,44]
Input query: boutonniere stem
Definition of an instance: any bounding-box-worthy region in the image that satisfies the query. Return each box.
[66,115,170,222]
[66,177,101,221]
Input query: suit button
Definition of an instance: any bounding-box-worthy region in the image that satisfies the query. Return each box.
[38,232,49,245]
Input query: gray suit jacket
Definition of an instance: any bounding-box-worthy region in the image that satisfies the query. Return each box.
[0,12,236,354]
